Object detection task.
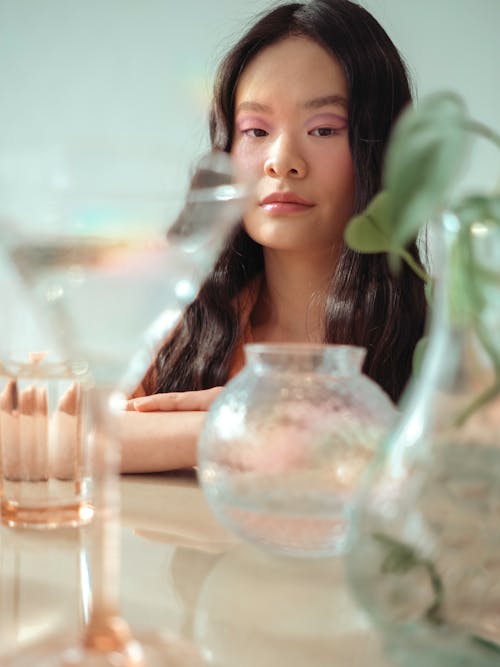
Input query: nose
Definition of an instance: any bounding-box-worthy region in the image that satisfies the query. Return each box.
[264,136,307,179]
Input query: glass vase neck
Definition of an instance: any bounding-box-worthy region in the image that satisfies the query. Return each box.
[243,343,366,376]
[385,211,500,469]
[430,212,500,333]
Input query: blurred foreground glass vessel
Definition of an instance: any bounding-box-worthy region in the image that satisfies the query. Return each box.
[347,214,500,666]
[0,148,248,666]
[198,343,396,557]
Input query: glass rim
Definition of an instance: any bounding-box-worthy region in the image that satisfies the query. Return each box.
[243,342,367,355]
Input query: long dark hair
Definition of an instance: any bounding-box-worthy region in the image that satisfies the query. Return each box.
[147,0,426,402]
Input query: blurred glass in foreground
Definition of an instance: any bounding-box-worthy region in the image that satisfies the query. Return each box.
[0,145,250,666]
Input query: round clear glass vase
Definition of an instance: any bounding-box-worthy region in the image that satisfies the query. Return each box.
[198,343,397,558]
[347,213,500,666]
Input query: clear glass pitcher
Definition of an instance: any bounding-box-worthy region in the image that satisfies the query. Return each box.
[347,213,500,666]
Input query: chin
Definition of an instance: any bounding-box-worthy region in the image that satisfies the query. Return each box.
[244,218,303,245]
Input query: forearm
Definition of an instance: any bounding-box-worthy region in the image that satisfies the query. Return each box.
[117,410,206,473]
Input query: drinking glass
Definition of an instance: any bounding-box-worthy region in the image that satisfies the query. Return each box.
[0,254,93,528]
[0,146,249,666]
[0,353,93,529]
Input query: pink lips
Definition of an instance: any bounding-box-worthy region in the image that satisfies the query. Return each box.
[260,192,315,214]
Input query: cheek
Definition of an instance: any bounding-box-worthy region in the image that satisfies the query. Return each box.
[317,148,355,209]
[318,145,353,184]
[231,140,263,177]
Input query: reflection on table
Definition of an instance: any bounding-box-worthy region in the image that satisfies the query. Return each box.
[0,470,394,665]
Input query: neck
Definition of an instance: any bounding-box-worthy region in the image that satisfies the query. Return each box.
[251,247,340,343]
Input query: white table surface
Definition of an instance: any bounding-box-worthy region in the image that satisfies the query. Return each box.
[0,470,394,666]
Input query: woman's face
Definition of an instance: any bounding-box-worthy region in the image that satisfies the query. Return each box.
[231,36,355,255]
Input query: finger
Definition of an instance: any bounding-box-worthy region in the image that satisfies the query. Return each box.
[130,393,182,411]
[19,385,36,415]
[0,379,18,412]
[131,386,224,412]
[57,382,79,415]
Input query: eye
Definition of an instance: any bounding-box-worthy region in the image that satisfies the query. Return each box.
[309,127,341,137]
[241,128,269,138]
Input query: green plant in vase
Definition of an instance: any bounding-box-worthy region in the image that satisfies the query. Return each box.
[344,92,500,667]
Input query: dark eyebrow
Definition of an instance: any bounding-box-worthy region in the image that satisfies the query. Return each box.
[303,94,348,111]
[235,101,272,114]
[236,95,348,115]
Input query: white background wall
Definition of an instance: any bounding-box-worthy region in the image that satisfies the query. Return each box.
[0,0,499,197]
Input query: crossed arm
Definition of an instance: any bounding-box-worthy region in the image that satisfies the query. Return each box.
[118,387,223,473]
[0,382,221,478]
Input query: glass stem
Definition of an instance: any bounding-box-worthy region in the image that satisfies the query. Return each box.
[83,387,132,653]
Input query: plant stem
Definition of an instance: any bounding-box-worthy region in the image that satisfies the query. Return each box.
[400,248,432,284]
[465,121,500,150]
[454,378,500,428]
[423,558,445,625]
[452,227,500,427]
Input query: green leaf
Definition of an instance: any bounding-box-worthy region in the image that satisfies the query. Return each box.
[373,532,446,624]
[345,192,432,281]
[384,92,470,247]
[373,532,422,574]
[344,191,397,253]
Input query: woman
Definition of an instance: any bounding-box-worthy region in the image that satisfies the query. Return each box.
[120,0,426,472]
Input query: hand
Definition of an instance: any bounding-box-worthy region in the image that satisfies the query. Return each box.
[125,386,224,412]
